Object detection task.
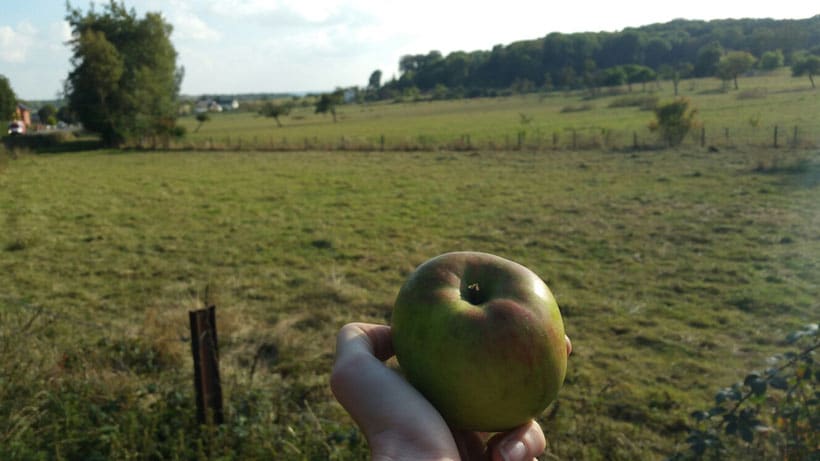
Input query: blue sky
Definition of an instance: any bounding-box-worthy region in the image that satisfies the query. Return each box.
[1,0,817,100]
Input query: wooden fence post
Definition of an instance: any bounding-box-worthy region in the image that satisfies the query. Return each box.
[190,305,224,425]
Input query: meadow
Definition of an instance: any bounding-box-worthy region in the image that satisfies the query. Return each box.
[0,71,818,460]
[175,69,819,152]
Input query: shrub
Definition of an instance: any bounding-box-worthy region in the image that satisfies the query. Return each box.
[669,323,819,460]
[649,98,698,147]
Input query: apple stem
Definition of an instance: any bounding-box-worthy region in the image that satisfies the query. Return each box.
[464,283,484,305]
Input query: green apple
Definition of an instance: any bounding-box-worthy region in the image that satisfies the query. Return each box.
[391,251,568,432]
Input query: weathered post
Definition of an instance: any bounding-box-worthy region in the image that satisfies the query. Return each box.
[190,306,224,425]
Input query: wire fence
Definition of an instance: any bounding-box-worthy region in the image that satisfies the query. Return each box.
[124,123,820,153]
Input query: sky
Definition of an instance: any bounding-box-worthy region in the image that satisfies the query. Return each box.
[1,1,817,100]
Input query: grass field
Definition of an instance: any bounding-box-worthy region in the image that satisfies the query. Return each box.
[1,142,818,458]
[174,70,820,152]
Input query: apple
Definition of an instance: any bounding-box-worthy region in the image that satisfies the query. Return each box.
[391,251,569,432]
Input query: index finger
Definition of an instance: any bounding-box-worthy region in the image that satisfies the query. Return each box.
[334,322,395,363]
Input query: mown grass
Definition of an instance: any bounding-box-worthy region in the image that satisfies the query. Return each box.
[1,144,818,459]
[175,69,819,151]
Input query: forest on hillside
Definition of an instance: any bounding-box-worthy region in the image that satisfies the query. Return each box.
[366,16,820,99]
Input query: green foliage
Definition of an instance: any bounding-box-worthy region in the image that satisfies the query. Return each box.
[194,112,210,132]
[792,55,820,89]
[375,17,820,100]
[0,74,17,121]
[259,100,293,127]
[649,98,698,146]
[717,51,757,90]
[64,1,182,146]
[670,324,819,461]
[759,50,784,70]
[315,91,343,122]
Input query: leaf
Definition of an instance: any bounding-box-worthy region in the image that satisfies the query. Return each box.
[743,373,760,386]
[739,425,754,443]
[750,378,767,396]
[769,375,788,390]
[691,410,710,421]
[708,406,726,417]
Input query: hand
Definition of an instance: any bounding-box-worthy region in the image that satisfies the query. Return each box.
[331,322,569,460]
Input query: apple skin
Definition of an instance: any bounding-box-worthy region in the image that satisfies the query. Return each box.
[391,251,567,432]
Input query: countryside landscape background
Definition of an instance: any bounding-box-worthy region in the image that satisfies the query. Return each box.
[1,3,818,460]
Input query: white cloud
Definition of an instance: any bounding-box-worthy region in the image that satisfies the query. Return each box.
[0,22,37,63]
[172,13,222,41]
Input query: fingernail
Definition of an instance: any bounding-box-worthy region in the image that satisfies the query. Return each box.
[501,440,526,461]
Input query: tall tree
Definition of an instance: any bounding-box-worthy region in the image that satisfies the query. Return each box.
[0,75,17,122]
[64,1,182,146]
[368,70,382,91]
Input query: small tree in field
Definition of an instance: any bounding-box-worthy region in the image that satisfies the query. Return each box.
[315,91,343,123]
[716,51,756,90]
[194,112,210,132]
[649,98,698,147]
[260,101,292,127]
[792,55,820,89]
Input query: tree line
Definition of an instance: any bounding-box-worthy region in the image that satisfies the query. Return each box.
[363,16,820,100]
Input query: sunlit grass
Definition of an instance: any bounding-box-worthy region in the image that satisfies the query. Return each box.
[1,145,818,459]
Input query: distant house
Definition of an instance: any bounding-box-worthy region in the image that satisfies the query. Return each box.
[193,98,238,113]
[194,99,223,114]
[216,97,239,111]
[15,103,31,127]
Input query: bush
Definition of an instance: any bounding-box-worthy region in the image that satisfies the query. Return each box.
[649,98,698,147]
[669,323,819,460]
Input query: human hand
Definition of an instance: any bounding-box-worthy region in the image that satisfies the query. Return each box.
[331,322,571,460]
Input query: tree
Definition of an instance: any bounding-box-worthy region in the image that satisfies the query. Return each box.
[716,51,756,90]
[0,74,17,122]
[695,42,723,77]
[64,1,182,146]
[759,50,784,70]
[38,104,58,126]
[623,64,656,92]
[315,90,343,122]
[259,101,291,127]
[368,69,382,91]
[194,112,209,132]
[599,67,627,88]
[792,54,820,88]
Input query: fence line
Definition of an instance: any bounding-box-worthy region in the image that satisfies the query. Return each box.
[126,123,819,153]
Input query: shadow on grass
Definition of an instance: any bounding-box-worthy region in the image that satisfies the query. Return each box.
[753,155,820,188]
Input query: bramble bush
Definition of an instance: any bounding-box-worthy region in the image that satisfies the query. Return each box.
[669,323,819,460]
[649,98,698,147]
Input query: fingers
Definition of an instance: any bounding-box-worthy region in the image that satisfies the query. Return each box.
[565,334,572,357]
[487,420,547,461]
[334,322,395,363]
